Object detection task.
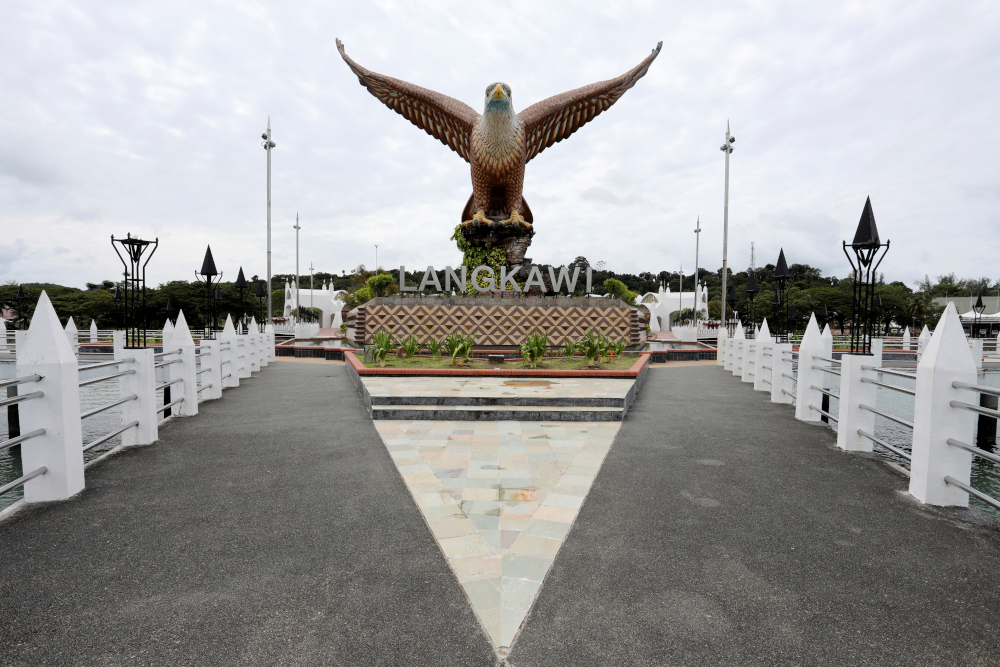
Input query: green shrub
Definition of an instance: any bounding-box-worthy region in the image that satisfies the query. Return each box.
[371,330,394,367]
[366,273,394,297]
[563,340,576,360]
[603,278,637,306]
[400,335,419,360]
[428,339,442,359]
[520,332,548,368]
[577,330,602,366]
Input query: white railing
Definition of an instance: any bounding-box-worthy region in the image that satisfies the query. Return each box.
[0,294,276,506]
[719,304,1000,512]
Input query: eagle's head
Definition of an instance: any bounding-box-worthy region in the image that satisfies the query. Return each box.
[484,82,512,113]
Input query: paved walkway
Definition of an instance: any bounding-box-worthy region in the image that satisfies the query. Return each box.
[2,361,1000,665]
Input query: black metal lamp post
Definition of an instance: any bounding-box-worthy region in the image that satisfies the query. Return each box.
[234,267,249,332]
[255,280,267,331]
[13,284,27,329]
[772,249,791,342]
[112,233,159,348]
[214,286,224,330]
[194,246,222,337]
[843,196,890,355]
[112,285,123,329]
[822,304,829,329]
[727,285,738,336]
[789,305,798,333]
[873,293,883,337]
[744,270,760,335]
[165,297,176,325]
[973,294,986,338]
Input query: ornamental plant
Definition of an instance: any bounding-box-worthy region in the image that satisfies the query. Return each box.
[428,338,442,359]
[603,278,637,306]
[400,335,419,360]
[520,331,548,368]
[564,340,576,360]
[371,330,394,367]
[577,330,602,366]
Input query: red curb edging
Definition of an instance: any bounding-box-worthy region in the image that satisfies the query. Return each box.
[344,349,651,378]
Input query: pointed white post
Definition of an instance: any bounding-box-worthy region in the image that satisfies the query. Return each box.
[220,317,239,388]
[64,317,79,355]
[169,311,198,417]
[723,327,735,372]
[265,322,275,362]
[17,292,85,503]
[117,343,156,448]
[112,330,125,352]
[248,317,261,372]
[795,314,830,422]
[198,339,223,401]
[902,326,911,351]
[234,315,251,380]
[732,322,745,377]
[89,319,98,343]
[742,321,759,384]
[917,325,931,361]
[837,338,883,452]
[162,319,174,349]
[909,305,978,506]
[970,338,983,370]
[716,329,726,366]
[754,319,773,392]
[771,342,794,404]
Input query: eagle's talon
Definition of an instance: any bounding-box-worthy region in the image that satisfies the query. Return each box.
[501,211,528,230]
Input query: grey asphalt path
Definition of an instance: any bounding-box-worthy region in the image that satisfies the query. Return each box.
[509,365,1000,666]
[0,361,497,666]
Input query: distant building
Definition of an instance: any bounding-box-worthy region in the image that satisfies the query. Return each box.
[636,285,709,331]
[282,281,347,328]
[933,296,1000,315]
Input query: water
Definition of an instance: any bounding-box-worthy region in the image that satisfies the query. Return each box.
[826,368,1000,520]
[0,363,168,511]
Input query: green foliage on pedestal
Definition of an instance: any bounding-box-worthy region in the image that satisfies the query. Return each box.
[603,278,637,306]
[451,225,509,295]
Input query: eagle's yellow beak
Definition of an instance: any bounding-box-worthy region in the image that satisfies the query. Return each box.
[491,84,506,99]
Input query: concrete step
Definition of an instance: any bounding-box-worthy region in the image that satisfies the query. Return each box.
[370,404,624,421]
[369,396,625,408]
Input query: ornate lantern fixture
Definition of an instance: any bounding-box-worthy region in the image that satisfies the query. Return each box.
[255,280,267,331]
[744,270,760,335]
[842,197,889,355]
[112,233,159,348]
[972,294,986,338]
[772,248,791,342]
[165,297,177,325]
[194,246,223,337]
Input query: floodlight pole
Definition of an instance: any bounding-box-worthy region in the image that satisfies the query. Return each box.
[720,122,735,327]
[694,216,701,330]
[294,212,300,324]
[262,118,276,325]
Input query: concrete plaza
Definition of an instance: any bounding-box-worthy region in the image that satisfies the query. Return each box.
[1,359,999,665]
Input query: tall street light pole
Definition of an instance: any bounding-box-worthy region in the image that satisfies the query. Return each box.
[294,212,301,323]
[694,216,701,331]
[309,261,314,317]
[720,121,735,327]
[262,118,276,325]
[375,245,379,274]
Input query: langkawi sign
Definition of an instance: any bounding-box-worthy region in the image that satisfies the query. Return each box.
[398,265,595,294]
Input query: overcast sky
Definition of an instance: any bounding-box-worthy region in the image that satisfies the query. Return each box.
[1,1,998,290]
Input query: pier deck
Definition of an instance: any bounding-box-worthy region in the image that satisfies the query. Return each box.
[1,362,998,665]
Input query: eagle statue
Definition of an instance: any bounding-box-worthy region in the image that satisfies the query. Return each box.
[336,38,661,266]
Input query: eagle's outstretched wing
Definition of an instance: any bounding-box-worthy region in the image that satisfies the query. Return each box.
[518,42,662,163]
[337,39,480,162]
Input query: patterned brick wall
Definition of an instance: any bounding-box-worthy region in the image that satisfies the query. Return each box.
[348,297,641,347]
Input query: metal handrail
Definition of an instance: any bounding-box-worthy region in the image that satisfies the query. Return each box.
[812,365,841,377]
[197,383,213,392]
[0,374,42,389]
[952,381,1000,399]
[947,438,1000,466]
[0,466,47,497]
[859,403,913,429]
[155,378,183,391]
[81,394,138,419]
[858,428,911,461]
[762,364,771,370]
[158,397,185,413]
[154,359,182,369]
[79,358,135,372]
[222,373,232,380]
[0,391,43,409]
[154,349,182,359]
[949,401,999,420]
[944,475,1000,512]
[782,373,796,382]
[862,365,915,380]
[810,404,839,421]
[781,389,796,400]
[812,355,841,364]
[810,385,839,399]
[861,377,916,396]
[79,369,135,387]
[0,428,46,453]
[197,368,211,375]
[83,420,139,452]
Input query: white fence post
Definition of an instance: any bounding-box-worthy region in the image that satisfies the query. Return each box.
[17,291,85,502]
[257,328,269,368]
[198,339,223,400]
[117,346,157,447]
[732,322,745,376]
[836,339,883,452]
[220,318,239,388]
[902,326,911,351]
[112,330,125,352]
[917,325,931,361]
[89,320,98,343]
[723,330,734,372]
[265,323,275,362]
[64,318,79,355]
[236,334,251,379]
[970,338,983,370]
[168,311,198,417]
[753,319,772,392]
[795,314,830,422]
[716,330,726,366]
[909,305,978,506]
[249,317,262,372]
[771,342,794,404]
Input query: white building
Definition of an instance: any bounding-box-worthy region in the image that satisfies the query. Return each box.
[636,284,709,331]
[282,280,347,328]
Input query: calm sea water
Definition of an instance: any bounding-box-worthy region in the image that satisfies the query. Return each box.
[0,363,169,511]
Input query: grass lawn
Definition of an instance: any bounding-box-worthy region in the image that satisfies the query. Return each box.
[361,354,640,371]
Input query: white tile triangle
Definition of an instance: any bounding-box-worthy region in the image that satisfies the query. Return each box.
[375,420,619,649]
